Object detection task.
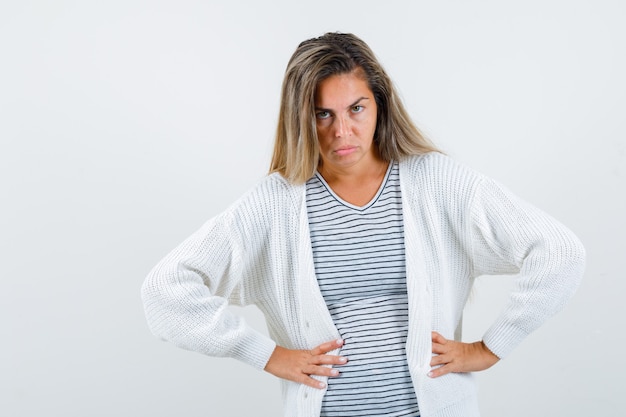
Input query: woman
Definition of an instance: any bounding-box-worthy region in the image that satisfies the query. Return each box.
[141,32,585,417]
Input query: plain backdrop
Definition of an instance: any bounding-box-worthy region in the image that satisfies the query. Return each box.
[1,1,625,416]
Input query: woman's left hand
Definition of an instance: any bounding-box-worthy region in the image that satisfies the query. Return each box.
[428,331,499,378]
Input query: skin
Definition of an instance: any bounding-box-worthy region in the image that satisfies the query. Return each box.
[264,339,347,389]
[264,69,500,388]
[429,331,499,377]
[313,70,388,206]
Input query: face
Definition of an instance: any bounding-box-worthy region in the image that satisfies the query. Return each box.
[314,71,379,174]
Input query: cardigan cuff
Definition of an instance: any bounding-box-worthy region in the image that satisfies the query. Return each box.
[228,327,277,370]
[481,322,529,360]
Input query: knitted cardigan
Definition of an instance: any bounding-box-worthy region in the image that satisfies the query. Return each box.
[141,152,585,417]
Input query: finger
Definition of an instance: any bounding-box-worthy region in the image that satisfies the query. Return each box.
[310,354,348,366]
[298,365,341,390]
[427,363,452,378]
[431,331,447,344]
[430,353,450,367]
[431,342,448,355]
[310,338,344,355]
[298,374,327,389]
[303,364,341,378]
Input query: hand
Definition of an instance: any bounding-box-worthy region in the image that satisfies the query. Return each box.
[264,339,347,389]
[428,331,499,378]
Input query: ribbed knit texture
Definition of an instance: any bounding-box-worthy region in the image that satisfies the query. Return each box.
[141,152,585,417]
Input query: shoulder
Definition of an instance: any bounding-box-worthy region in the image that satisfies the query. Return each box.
[399,152,485,197]
[244,172,304,207]
[192,173,304,252]
[221,172,305,224]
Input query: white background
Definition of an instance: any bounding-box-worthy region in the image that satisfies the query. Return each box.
[1,1,624,416]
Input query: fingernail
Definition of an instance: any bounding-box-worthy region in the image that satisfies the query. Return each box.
[336,339,344,345]
[330,369,339,376]
[427,372,434,378]
[318,382,326,388]
[339,357,348,363]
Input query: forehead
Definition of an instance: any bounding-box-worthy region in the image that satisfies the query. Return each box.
[314,71,373,106]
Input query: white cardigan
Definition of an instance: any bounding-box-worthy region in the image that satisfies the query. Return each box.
[141,152,585,417]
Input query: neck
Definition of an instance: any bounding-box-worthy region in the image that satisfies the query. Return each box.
[317,155,390,207]
[318,153,387,186]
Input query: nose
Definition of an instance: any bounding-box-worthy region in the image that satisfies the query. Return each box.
[333,115,351,138]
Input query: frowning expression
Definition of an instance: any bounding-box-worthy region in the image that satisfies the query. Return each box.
[314,71,378,173]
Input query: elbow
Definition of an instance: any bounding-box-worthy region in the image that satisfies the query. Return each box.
[564,231,586,285]
[546,229,586,300]
[140,271,169,340]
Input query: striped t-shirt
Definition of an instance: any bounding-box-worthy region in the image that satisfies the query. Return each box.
[305,161,420,417]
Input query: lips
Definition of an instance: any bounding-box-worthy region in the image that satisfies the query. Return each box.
[334,146,357,156]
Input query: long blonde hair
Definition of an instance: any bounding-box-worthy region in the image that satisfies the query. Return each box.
[270,32,439,184]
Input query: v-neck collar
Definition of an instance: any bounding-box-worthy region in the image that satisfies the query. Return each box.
[313,161,394,211]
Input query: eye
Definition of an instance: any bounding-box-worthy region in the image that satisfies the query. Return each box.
[316,110,331,119]
[351,105,364,113]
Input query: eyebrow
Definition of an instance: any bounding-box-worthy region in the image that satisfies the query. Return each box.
[315,97,370,112]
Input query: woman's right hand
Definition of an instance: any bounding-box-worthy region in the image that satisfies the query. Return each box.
[264,339,347,389]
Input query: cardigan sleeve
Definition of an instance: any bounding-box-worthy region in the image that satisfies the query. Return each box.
[469,177,586,359]
[140,209,277,370]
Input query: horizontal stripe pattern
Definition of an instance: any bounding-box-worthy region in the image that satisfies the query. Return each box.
[306,162,419,417]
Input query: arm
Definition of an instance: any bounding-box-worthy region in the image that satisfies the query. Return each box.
[141,206,346,385]
[429,176,585,376]
[141,211,276,370]
[470,177,586,359]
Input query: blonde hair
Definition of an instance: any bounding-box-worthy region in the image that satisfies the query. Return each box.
[269,32,439,183]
